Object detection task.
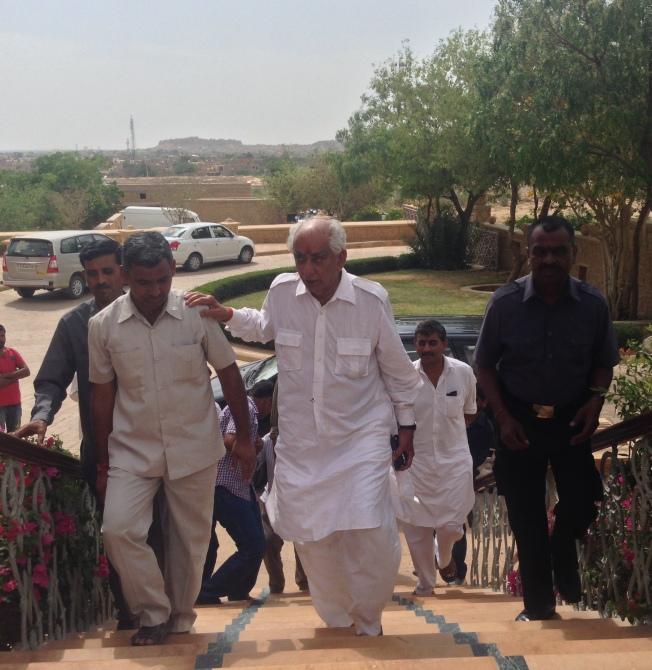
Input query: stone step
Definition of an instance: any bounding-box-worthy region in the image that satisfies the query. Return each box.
[0,659,195,670]
[523,651,652,670]
[496,636,652,656]
[42,631,217,650]
[0,641,209,664]
[221,641,474,666]
[219,659,499,670]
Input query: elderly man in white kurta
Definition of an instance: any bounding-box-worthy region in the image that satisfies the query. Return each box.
[186,217,421,636]
[89,232,254,647]
[396,319,476,596]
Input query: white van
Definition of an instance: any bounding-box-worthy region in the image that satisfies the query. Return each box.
[122,206,201,229]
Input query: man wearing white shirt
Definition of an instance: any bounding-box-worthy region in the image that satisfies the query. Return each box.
[396,319,476,596]
[186,216,421,636]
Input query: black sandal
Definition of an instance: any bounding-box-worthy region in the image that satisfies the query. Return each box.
[131,622,170,646]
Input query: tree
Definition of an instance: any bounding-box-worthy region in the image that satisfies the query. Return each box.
[0,152,123,231]
[486,0,652,318]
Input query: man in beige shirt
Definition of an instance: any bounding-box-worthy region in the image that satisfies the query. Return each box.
[89,232,255,646]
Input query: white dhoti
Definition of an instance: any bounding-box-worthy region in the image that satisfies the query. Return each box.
[294,499,400,636]
[102,464,216,631]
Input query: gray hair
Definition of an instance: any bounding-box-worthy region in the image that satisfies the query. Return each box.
[287,217,347,254]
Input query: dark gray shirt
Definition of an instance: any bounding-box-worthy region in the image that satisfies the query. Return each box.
[31,299,99,468]
[475,275,619,406]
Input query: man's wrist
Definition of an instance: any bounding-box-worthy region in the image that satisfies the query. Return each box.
[398,424,416,431]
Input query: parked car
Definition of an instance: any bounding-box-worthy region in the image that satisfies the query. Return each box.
[211,315,483,407]
[2,231,112,299]
[163,222,255,271]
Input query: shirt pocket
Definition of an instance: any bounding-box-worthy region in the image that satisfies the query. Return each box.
[334,337,371,379]
[111,348,145,389]
[275,329,303,372]
[172,343,205,382]
[445,394,464,418]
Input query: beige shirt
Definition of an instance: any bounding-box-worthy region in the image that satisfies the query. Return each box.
[227,270,421,541]
[88,289,235,480]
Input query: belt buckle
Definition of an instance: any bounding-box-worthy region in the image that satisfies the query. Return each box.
[532,403,555,419]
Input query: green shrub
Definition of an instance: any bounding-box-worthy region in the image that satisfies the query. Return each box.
[384,208,405,220]
[409,210,468,270]
[351,208,383,221]
[194,255,419,301]
[613,322,651,348]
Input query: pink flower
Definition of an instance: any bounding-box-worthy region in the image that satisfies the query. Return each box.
[32,564,49,588]
[616,475,625,485]
[625,516,633,532]
[94,555,110,579]
[621,495,633,510]
[16,556,27,567]
[45,436,54,448]
[0,566,11,576]
[623,548,635,564]
[41,532,54,547]
[46,467,59,478]
[40,511,52,523]
[22,521,38,535]
[3,580,17,593]
[53,512,76,536]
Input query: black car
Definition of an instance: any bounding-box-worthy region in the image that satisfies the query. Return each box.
[211,315,483,408]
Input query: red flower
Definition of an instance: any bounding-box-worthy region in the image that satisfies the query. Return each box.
[41,532,54,547]
[32,563,49,588]
[94,555,110,579]
[3,580,17,593]
[45,436,54,448]
[46,467,59,478]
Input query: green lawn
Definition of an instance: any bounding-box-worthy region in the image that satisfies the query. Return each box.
[228,269,508,315]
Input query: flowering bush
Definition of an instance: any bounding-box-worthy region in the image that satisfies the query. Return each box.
[0,435,110,647]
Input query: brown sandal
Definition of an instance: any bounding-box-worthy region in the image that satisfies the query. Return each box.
[131,622,170,646]
[438,558,458,583]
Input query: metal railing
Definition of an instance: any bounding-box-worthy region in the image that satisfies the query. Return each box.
[0,432,112,650]
[469,411,652,623]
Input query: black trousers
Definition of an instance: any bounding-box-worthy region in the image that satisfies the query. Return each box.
[494,405,602,613]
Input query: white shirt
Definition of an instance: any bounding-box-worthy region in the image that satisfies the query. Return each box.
[228,269,421,541]
[88,290,235,480]
[395,356,476,528]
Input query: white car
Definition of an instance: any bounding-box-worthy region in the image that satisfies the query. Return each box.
[163,222,255,271]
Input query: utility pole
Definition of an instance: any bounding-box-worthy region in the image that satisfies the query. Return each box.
[129,116,136,160]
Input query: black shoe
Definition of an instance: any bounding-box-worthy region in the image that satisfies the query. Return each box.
[195,594,221,606]
[515,607,559,621]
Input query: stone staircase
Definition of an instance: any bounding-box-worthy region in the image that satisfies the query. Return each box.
[1,535,650,669]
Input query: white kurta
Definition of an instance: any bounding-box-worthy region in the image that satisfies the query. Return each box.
[395,356,476,528]
[227,270,421,542]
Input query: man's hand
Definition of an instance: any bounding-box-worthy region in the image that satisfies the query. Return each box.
[395,428,415,471]
[12,419,48,445]
[497,413,529,451]
[184,291,233,322]
[231,439,257,481]
[570,396,602,445]
[96,463,109,506]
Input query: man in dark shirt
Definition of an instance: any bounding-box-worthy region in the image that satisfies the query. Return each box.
[475,216,619,622]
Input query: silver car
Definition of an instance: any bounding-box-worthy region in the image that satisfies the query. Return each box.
[2,230,111,299]
[163,222,255,271]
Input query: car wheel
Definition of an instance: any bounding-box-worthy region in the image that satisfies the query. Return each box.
[184,253,203,272]
[238,246,254,264]
[16,288,35,298]
[66,273,86,299]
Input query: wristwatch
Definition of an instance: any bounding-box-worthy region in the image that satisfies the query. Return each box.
[398,424,417,431]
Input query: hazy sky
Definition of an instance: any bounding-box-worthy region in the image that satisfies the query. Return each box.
[1,0,497,151]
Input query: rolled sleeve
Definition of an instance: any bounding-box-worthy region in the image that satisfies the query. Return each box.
[474,298,501,368]
[201,319,236,372]
[227,295,275,344]
[88,317,115,384]
[463,367,477,414]
[375,296,420,425]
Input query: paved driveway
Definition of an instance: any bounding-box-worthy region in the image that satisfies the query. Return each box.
[2,246,409,455]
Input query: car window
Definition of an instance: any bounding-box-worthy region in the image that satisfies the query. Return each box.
[164,226,187,238]
[92,234,109,242]
[181,215,195,223]
[211,225,233,239]
[8,239,52,257]
[77,235,95,250]
[191,227,211,240]
[60,237,79,254]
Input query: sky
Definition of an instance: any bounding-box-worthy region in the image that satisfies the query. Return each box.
[0,0,498,151]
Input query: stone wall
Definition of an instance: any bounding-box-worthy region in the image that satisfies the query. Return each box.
[482,221,652,318]
[192,198,285,226]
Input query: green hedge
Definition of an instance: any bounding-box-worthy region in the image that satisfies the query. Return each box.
[613,321,651,347]
[194,253,420,301]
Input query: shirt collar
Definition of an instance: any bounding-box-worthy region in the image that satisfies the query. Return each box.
[414,355,450,379]
[295,269,356,305]
[117,290,184,324]
[522,274,580,303]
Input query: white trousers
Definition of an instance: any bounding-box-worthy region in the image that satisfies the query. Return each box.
[102,464,216,631]
[402,521,464,594]
[295,511,401,636]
